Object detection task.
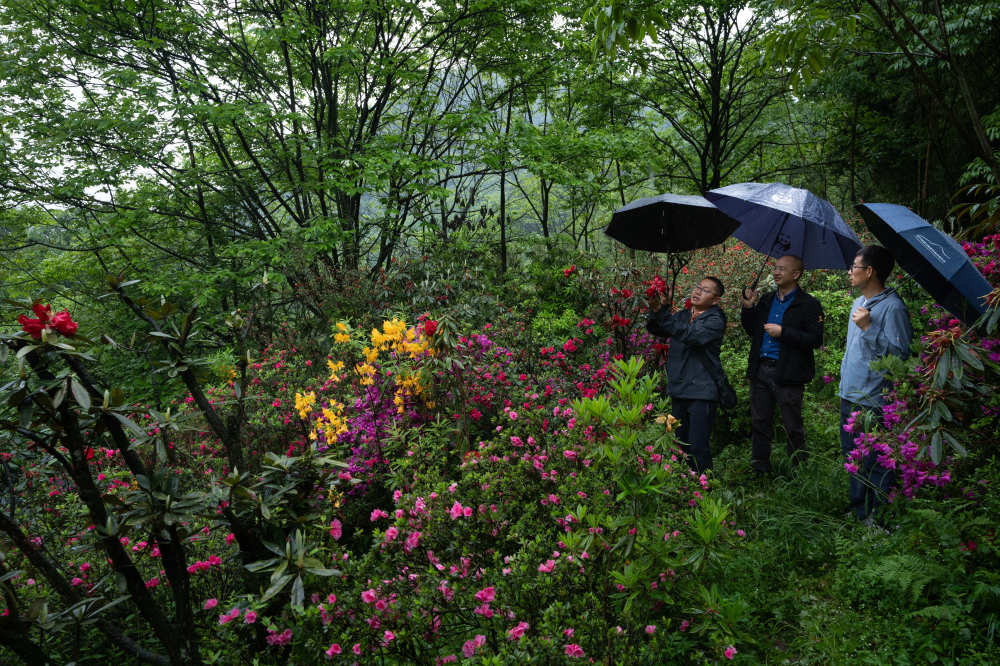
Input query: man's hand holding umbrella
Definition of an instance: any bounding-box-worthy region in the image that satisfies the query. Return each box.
[851,305,872,331]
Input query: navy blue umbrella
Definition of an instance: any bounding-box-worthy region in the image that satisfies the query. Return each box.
[605,193,738,253]
[857,203,993,325]
[706,182,862,287]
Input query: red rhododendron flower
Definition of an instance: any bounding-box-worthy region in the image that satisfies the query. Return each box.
[644,275,667,300]
[424,319,438,337]
[51,310,78,336]
[563,265,576,277]
[17,314,46,339]
[17,303,78,339]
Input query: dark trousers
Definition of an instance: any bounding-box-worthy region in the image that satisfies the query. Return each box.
[672,397,717,472]
[749,359,806,472]
[840,399,894,520]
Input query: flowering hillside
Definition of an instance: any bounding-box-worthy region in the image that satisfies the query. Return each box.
[1,234,999,664]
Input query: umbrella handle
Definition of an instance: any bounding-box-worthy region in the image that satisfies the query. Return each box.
[747,251,770,293]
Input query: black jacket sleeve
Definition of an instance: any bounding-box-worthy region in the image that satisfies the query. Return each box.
[646,308,673,338]
[663,308,725,349]
[740,302,760,337]
[780,295,824,350]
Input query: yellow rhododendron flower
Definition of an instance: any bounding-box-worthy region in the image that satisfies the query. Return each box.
[294,391,316,419]
[327,359,344,381]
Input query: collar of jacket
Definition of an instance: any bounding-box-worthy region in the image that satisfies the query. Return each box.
[690,304,724,319]
[862,287,899,310]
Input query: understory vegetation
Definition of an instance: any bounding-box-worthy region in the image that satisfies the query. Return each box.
[3,0,1000,663]
[2,234,1000,664]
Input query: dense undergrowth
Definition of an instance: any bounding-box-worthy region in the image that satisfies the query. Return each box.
[2,233,1000,664]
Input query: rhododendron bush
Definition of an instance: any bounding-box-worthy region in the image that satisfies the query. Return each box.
[0,294,747,664]
[2,233,1000,664]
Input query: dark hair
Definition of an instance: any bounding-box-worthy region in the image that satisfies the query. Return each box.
[855,245,895,284]
[704,276,725,297]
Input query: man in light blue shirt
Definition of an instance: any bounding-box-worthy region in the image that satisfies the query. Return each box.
[839,245,913,521]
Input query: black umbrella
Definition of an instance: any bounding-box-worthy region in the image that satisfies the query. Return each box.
[605,193,739,253]
[605,193,740,309]
[857,203,993,325]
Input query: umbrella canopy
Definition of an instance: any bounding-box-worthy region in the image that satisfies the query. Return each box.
[605,193,739,253]
[706,182,862,270]
[857,203,993,325]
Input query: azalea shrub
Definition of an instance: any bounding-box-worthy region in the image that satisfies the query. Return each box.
[3,231,1000,665]
[0,291,750,664]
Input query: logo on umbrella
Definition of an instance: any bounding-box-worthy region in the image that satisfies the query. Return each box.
[915,234,949,263]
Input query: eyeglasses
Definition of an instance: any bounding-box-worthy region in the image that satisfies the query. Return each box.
[850,263,869,272]
[691,285,719,296]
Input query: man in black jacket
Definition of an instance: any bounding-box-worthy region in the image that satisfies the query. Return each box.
[740,255,824,474]
[647,276,727,472]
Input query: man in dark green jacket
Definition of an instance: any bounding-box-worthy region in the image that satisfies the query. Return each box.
[647,276,727,472]
[740,255,824,474]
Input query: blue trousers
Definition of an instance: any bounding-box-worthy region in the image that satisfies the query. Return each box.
[672,398,717,472]
[840,399,894,520]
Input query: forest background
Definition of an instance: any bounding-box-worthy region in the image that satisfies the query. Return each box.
[1,0,1000,664]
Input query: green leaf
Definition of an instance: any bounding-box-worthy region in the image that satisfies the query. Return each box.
[16,345,38,360]
[303,567,341,577]
[930,431,943,464]
[941,430,968,457]
[111,412,146,438]
[245,558,280,573]
[70,378,91,411]
[290,575,304,607]
[260,573,294,603]
[0,569,24,584]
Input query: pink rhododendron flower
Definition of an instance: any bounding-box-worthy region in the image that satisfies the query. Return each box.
[564,643,585,658]
[329,519,342,540]
[204,598,218,610]
[508,621,529,640]
[325,643,342,657]
[474,586,495,603]
[461,634,486,658]
[265,628,293,646]
[725,645,737,659]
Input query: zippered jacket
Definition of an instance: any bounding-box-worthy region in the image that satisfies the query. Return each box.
[740,288,824,385]
[647,305,727,401]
